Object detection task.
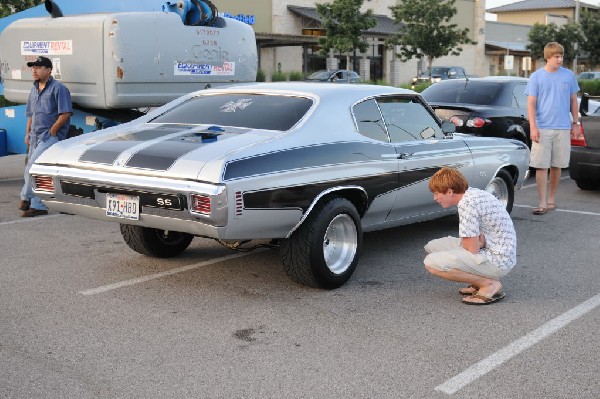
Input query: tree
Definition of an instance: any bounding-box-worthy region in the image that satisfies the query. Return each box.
[316,0,376,72]
[580,9,600,66]
[0,0,42,19]
[387,0,474,76]
[527,22,582,65]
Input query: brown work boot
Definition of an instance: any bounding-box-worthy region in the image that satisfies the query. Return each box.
[21,208,48,217]
[19,200,31,211]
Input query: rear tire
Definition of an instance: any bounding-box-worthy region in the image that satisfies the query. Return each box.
[575,179,599,191]
[485,170,515,213]
[120,224,193,258]
[280,198,363,289]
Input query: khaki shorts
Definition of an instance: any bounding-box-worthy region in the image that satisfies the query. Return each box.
[423,236,508,280]
[529,129,571,169]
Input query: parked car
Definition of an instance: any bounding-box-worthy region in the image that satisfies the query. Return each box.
[421,76,531,147]
[29,83,530,289]
[305,69,361,83]
[413,66,467,83]
[570,93,600,190]
[577,71,600,80]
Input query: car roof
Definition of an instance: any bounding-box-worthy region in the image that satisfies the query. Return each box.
[436,76,528,83]
[195,82,416,102]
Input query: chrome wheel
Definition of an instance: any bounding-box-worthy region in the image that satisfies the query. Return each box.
[486,176,509,206]
[323,214,358,275]
[485,170,515,213]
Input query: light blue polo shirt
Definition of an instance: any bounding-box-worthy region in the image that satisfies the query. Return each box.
[525,67,579,129]
[25,76,73,141]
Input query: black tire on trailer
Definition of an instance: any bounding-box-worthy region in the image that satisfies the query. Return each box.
[485,169,515,213]
[120,224,193,258]
[280,197,363,289]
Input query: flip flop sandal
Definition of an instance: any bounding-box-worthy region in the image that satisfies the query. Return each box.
[532,207,547,215]
[459,285,478,296]
[462,290,506,305]
[547,203,557,211]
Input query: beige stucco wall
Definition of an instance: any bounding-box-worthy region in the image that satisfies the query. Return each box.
[496,9,573,25]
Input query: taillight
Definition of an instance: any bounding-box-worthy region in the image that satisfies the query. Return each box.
[571,124,587,146]
[33,175,55,193]
[466,117,490,128]
[450,116,464,127]
[191,194,211,214]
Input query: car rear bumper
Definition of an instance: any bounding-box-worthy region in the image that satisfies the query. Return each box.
[569,146,600,181]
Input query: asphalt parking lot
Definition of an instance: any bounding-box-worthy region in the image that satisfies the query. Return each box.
[1,153,599,398]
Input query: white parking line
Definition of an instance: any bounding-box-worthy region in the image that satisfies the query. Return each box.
[435,293,600,395]
[79,250,263,295]
[0,214,63,226]
[514,204,600,216]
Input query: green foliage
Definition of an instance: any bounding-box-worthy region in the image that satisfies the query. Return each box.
[288,71,303,81]
[256,69,266,82]
[409,82,433,92]
[578,79,600,96]
[527,22,583,63]
[580,10,600,66]
[270,71,287,82]
[0,0,42,18]
[316,0,376,59]
[388,0,474,76]
[0,95,18,108]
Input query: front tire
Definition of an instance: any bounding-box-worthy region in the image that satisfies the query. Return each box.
[485,170,515,213]
[280,198,363,289]
[120,224,193,258]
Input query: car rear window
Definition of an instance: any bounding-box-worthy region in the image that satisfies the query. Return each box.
[150,93,313,131]
[422,82,503,106]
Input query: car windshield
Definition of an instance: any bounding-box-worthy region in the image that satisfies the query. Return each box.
[150,93,313,131]
[422,81,503,106]
[306,71,331,80]
[430,67,450,76]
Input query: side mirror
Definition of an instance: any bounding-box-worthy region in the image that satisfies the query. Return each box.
[441,120,456,135]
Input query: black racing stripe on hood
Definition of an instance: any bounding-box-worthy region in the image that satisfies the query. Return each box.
[79,140,138,165]
[224,142,392,181]
[79,127,173,165]
[125,131,227,170]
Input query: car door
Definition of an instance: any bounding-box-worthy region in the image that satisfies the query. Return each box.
[376,95,475,222]
[351,98,402,228]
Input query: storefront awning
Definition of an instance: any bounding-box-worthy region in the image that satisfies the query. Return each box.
[255,32,320,48]
[287,5,403,36]
[486,41,530,55]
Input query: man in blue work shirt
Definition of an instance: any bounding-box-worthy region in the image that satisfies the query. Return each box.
[19,56,73,217]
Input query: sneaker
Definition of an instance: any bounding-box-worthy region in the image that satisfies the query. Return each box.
[19,200,31,211]
[21,208,48,217]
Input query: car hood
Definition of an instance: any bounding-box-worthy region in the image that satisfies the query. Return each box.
[35,124,282,182]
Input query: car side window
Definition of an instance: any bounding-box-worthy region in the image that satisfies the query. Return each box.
[512,83,528,110]
[353,99,389,142]
[376,96,442,143]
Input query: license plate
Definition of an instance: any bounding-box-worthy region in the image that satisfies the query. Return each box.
[106,193,139,220]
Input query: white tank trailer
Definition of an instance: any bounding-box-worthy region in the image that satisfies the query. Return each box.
[0,0,258,109]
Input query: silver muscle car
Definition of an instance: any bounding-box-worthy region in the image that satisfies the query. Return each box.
[30,83,530,288]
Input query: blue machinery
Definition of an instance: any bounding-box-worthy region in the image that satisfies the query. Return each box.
[163,0,218,26]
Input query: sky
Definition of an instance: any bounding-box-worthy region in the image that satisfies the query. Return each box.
[485,0,600,20]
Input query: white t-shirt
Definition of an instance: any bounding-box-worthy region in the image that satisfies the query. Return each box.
[458,188,517,271]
